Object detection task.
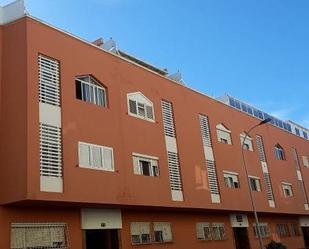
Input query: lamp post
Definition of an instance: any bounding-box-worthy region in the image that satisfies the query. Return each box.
[241,118,271,249]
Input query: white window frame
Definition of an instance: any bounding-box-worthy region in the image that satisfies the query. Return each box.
[253,223,270,238]
[282,182,293,197]
[153,222,173,243]
[132,153,159,177]
[78,141,114,172]
[127,92,155,122]
[216,124,232,145]
[130,222,151,245]
[75,75,107,107]
[212,223,226,240]
[240,133,253,151]
[303,156,309,168]
[223,171,240,189]
[196,222,212,240]
[249,176,261,192]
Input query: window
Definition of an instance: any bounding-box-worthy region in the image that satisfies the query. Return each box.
[78,142,114,171]
[127,92,154,121]
[290,223,300,236]
[75,75,107,107]
[130,222,151,245]
[303,131,308,139]
[132,153,159,177]
[223,171,239,188]
[295,128,300,136]
[303,156,309,168]
[196,223,212,240]
[240,133,253,151]
[212,223,226,240]
[153,222,172,243]
[216,124,232,144]
[253,223,270,238]
[11,223,68,249]
[282,183,293,197]
[275,144,285,160]
[276,224,290,237]
[249,177,261,192]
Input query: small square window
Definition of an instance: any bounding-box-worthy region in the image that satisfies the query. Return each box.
[133,154,159,177]
[249,177,261,192]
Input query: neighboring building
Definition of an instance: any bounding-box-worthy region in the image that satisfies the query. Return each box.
[1,1,309,249]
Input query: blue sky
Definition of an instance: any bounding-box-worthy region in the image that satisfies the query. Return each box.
[2,0,309,127]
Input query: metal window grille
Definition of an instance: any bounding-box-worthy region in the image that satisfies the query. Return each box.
[39,55,60,106]
[40,123,62,177]
[161,101,176,137]
[167,152,182,191]
[11,223,69,249]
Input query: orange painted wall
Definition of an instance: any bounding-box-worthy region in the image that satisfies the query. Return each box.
[0,206,83,249]
[0,17,308,217]
[0,20,28,204]
[121,211,305,249]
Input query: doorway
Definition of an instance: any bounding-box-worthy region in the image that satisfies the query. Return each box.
[85,229,119,249]
[302,227,309,249]
[233,227,251,249]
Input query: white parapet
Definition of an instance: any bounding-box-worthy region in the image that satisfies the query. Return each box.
[0,0,26,25]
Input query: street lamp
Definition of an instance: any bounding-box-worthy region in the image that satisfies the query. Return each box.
[241,118,271,249]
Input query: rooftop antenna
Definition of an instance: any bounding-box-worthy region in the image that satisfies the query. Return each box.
[168,70,185,85]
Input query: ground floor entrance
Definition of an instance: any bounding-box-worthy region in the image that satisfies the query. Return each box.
[302,227,309,249]
[85,229,119,249]
[233,227,251,249]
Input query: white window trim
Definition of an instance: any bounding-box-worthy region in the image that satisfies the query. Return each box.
[282,182,293,197]
[132,153,159,177]
[76,75,107,107]
[127,92,155,122]
[240,133,253,151]
[78,141,114,172]
[223,171,240,189]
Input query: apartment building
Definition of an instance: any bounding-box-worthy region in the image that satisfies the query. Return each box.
[1,1,309,249]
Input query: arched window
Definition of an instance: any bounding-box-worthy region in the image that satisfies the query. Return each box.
[75,75,107,107]
[275,144,285,160]
[216,124,232,144]
[127,92,154,122]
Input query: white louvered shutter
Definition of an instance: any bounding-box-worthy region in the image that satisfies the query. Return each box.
[256,136,266,162]
[263,172,274,201]
[167,152,182,191]
[40,123,62,177]
[206,160,219,195]
[161,101,176,137]
[199,115,212,147]
[129,99,137,114]
[39,55,60,106]
[146,105,154,120]
[79,143,91,167]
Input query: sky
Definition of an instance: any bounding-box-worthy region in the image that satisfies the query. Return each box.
[1,0,308,127]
